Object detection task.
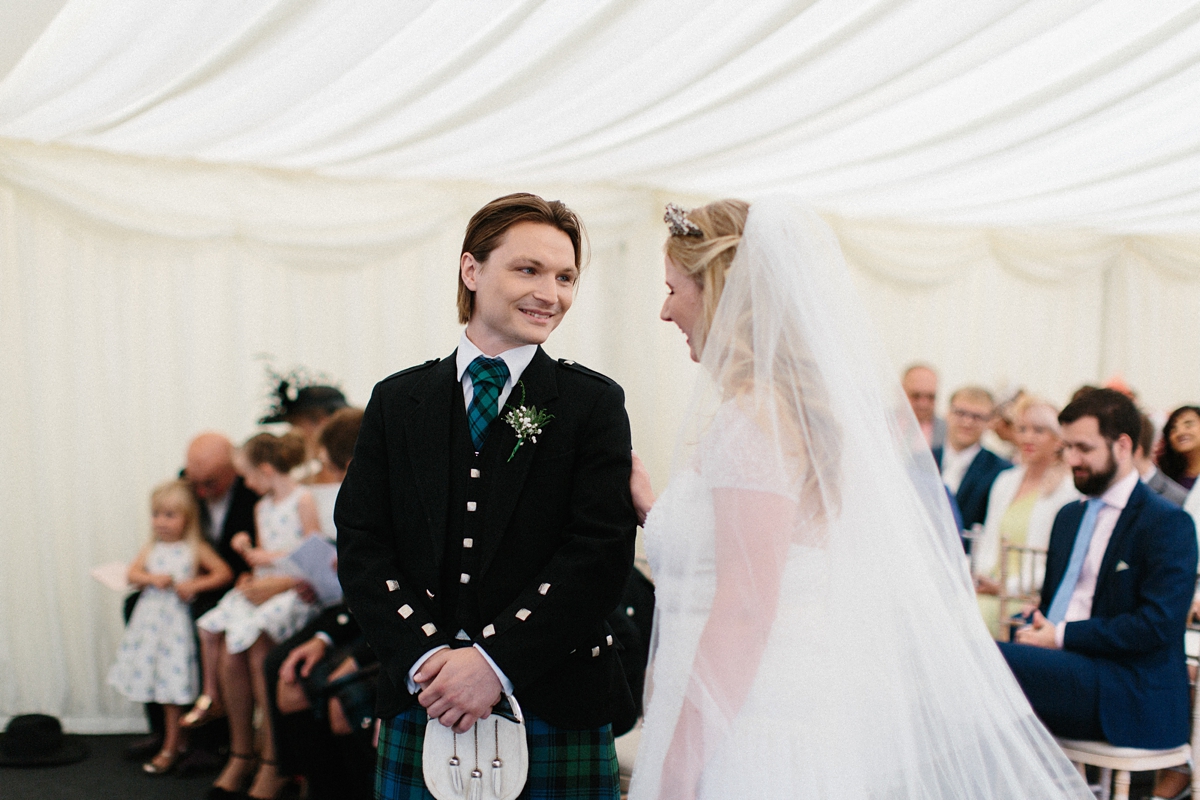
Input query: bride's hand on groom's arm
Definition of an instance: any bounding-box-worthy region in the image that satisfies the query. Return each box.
[630,451,655,526]
[415,648,503,733]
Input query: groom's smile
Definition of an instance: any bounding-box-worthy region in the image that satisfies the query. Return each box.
[461,221,578,354]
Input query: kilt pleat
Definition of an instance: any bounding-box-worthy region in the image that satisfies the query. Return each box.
[376,706,619,800]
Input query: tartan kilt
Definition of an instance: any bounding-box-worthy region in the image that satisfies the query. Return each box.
[376,705,620,800]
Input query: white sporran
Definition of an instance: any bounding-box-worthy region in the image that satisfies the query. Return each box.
[422,694,528,800]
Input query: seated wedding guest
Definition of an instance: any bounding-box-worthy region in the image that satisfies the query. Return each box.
[1135,413,1189,506]
[266,605,377,800]
[934,386,1012,531]
[180,433,261,729]
[973,397,1079,639]
[260,369,349,480]
[902,363,944,449]
[998,389,1197,752]
[1160,405,1200,497]
[306,407,364,540]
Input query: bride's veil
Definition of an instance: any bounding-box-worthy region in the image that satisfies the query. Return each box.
[631,197,1091,799]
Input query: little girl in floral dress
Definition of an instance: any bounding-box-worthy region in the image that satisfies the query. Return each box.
[108,480,232,775]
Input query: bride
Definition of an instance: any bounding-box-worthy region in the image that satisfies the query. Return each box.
[627,198,1093,800]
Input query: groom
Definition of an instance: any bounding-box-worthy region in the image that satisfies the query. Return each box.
[336,193,637,799]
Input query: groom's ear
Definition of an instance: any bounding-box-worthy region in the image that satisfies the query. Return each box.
[460,251,481,292]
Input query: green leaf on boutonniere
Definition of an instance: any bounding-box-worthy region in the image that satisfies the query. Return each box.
[502,382,553,462]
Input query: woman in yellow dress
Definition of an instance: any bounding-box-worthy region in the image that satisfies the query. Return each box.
[974,396,1080,639]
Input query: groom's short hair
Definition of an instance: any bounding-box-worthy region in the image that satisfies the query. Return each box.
[457,193,586,324]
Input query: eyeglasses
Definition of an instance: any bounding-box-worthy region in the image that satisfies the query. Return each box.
[950,407,991,424]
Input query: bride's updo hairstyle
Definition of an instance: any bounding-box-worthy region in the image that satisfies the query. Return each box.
[663,199,750,356]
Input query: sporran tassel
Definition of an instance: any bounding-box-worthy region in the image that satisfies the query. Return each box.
[468,723,482,800]
[492,720,504,795]
[449,732,463,794]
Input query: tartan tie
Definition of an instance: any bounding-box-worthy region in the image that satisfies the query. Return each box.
[466,355,510,450]
[1045,498,1105,624]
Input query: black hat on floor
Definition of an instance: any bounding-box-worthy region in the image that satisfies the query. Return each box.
[0,714,90,767]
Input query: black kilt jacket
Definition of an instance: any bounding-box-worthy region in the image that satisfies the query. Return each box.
[336,347,638,729]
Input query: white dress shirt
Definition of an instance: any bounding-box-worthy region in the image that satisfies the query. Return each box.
[408,333,538,697]
[205,488,232,545]
[1054,469,1140,647]
[941,442,981,494]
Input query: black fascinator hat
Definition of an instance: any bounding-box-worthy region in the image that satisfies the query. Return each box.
[0,714,90,767]
[259,365,348,424]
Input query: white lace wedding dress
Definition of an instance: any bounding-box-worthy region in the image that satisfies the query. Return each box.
[629,197,1091,800]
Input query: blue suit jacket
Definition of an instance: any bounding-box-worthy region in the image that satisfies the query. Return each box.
[1040,481,1198,748]
[933,445,1011,530]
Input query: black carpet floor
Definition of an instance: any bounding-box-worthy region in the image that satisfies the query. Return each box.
[0,734,1167,799]
[1,734,229,800]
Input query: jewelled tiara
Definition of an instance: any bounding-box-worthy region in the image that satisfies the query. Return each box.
[664,203,702,237]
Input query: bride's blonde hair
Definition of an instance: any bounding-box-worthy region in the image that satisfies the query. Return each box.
[664,199,750,356]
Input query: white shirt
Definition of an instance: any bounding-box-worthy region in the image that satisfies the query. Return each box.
[941,442,981,494]
[1055,469,1140,646]
[407,332,538,697]
[205,488,233,545]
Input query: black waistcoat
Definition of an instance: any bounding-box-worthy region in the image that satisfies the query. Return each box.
[439,388,509,638]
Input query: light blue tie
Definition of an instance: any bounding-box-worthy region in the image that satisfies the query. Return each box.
[1045,498,1105,624]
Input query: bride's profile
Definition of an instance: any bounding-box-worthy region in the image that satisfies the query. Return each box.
[628,198,1093,799]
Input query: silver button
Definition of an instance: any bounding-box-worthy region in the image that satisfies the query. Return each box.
[460,573,471,584]
[426,589,435,598]
[591,646,600,657]
[386,580,399,592]
[422,623,437,636]
[337,614,349,625]
[482,624,495,638]
[398,604,413,619]
[538,583,550,595]
[463,538,473,548]
[470,468,480,478]
[467,501,477,512]
[515,608,531,621]
[625,606,634,616]
[606,634,613,645]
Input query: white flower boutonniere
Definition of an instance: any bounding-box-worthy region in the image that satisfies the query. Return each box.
[503,382,553,462]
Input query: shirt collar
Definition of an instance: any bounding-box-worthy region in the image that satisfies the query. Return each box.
[456,331,538,387]
[1097,468,1139,510]
[946,441,981,461]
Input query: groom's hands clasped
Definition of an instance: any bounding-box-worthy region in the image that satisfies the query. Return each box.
[415,647,503,733]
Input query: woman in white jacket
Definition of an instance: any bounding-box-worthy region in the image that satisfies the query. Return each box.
[974,396,1080,639]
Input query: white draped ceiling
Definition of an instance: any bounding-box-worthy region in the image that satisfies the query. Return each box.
[1,0,1199,730]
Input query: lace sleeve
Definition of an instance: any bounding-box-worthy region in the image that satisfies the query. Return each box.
[699,402,801,500]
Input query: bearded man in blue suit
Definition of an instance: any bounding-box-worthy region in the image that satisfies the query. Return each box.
[999,389,1197,752]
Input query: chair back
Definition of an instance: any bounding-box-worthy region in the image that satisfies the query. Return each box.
[998,537,1047,631]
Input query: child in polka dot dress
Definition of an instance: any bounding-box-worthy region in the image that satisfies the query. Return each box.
[108,480,232,775]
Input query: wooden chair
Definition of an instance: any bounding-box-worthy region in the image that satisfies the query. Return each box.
[1054,625,1200,800]
[996,538,1046,638]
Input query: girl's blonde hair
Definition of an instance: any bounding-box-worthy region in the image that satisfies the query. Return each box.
[149,479,203,550]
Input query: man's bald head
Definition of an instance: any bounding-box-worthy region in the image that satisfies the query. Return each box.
[902,364,938,424]
[185,432,237,500]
